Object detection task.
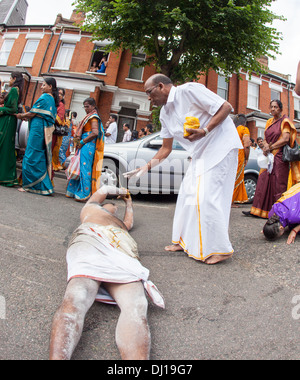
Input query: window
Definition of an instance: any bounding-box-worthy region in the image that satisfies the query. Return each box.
[217,75,229,100]
[0,39,15,65]
[19,39,39,67]
[128,53,146,81]
[248,82,260,110]
[294,97,300,120]
[271,89,281,102]
[89,46,109,73]
[54,42,76,70]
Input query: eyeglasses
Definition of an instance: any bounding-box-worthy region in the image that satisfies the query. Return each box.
[145,84,159,96]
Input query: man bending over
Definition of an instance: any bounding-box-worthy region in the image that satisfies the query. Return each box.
[49,185,164,360]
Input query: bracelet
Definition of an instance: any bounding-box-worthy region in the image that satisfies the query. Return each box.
[80,139,85,145]
[292,229,298,234]
[203,127,209,136]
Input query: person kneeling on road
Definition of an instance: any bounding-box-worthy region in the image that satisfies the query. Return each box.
[49,185,164,360]
[263,183,300,245]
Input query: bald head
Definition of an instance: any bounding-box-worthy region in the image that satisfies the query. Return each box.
[145,74,173,107]
[145,74,173,87]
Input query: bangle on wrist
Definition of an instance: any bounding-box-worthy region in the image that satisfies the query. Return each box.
[292,229,298,234]
[80,139,85,145]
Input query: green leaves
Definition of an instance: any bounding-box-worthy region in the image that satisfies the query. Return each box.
[74,0,284,82]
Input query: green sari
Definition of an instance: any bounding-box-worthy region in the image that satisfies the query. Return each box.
[0,87,19,187]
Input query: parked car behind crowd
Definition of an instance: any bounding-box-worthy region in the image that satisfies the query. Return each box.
[17,126,260,201]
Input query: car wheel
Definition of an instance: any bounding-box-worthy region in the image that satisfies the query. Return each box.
[101,159,120,188]
[244,174,257,203]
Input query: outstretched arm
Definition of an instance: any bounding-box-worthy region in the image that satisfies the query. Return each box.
[287,224,300,245]
[124,138,173,179]
[118,192,134,231]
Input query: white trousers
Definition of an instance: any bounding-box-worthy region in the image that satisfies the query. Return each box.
[172,149,238,262]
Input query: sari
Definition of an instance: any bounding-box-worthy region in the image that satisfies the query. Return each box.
[66,111,105,201]
[58,117,72,169]
[250,115,299,218]
[0,87,19,187]
[268,183,300,228]
[232,125,250,204]
[52,102,65,171]
[21,93,57,195]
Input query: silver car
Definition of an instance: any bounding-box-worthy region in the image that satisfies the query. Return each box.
[18,126,259,201]
[101,132,260,201]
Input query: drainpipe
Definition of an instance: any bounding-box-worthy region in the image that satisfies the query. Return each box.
[47,28,63,73]
[287,81,291,119]
[31,28,55,107]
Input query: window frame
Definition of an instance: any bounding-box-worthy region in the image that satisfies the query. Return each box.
[247,82,260,110]
[0,39,15,65]
[127,53,146,82]
[19,39,40,67]
[54,42,76,70]
[217,75,229,100]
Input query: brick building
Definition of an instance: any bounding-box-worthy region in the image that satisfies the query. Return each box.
[0,9,299,142]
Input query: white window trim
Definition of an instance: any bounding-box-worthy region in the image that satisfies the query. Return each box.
[128,54,146,81]
[247,82,261,111]
[0,39,15,66]
[18,39,40,67]
[269,82,283,93]
[25,33,44,40]
[53,42,76,70]
[60,34,81,44]
[246,73,262,86]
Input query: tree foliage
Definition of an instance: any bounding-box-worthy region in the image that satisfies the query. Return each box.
[74,0,284,82]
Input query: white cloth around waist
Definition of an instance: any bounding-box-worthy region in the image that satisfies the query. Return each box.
[66,223,165,308]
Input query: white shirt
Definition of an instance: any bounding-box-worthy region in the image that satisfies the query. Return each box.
[160,83,242,176]
[105,121,118,144]
[122,129,132,142]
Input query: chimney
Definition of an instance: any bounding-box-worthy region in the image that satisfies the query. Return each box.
[70,9,86,25]
[257,56,269,69]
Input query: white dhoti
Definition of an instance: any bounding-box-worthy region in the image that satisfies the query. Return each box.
[172,149,238,262]
[66,223,165,308]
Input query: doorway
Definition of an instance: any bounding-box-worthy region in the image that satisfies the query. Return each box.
[117,107,137,142]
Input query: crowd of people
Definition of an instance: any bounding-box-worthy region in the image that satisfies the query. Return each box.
[1,63,300,359]
[0,72,153,201]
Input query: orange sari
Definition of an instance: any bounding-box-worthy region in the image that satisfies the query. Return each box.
[232,125,250,204]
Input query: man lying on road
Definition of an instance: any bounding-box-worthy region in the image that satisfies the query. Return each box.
[49,185,164,360]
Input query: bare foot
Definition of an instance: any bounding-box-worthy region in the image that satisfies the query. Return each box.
[205,254,232,265]
[165,244,184,252]
[231,204,240,208]
[18,188,26,192]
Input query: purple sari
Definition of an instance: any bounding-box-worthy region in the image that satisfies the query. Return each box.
[251,116,290,218]
[269,184,300,228]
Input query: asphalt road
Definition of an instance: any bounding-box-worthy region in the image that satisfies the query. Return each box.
[0,174,299,360]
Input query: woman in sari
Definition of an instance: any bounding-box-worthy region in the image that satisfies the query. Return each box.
[263,182,300,245]
[16,77,59,195]
[232,114,251,207]
[66,97,105,202]
[52,88,66,172]
[0,72,24,187]
[243,100,299,218]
